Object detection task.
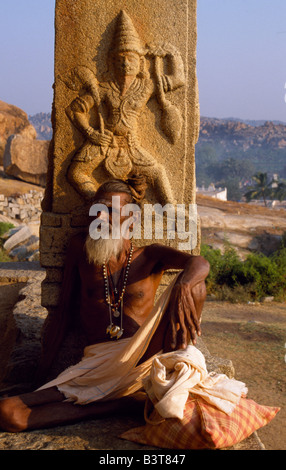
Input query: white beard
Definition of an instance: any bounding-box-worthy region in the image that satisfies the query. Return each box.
[85,234,124,265]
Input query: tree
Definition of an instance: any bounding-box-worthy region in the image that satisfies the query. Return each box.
[244,172,274,206]
[223,177,242,202]
[204,157,255,201]
[195,144,218,187]
[208,158,255,183]
[281,165,286,179]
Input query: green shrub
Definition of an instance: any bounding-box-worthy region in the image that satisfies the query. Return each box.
[0,222,14,238]
[243,252,285,300]
[201,243,247,286]
[280,231,286,249]
[0,248,12,262]
[0,222,14,261]
[201,242,286,302]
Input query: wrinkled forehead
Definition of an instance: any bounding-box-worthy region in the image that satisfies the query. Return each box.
[93,191,132,208]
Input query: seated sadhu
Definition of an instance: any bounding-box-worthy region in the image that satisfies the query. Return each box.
[0,177,212,432]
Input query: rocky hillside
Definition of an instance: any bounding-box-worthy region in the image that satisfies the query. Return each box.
[196,117,286,191]
[199,117,286,152]
[28,112,52,141]
[9,110,286,187]
[197,193,286,259]
[27,111,286,157]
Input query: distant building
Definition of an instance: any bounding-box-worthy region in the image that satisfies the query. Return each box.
[196,184,227,201]
[271,173,279,188]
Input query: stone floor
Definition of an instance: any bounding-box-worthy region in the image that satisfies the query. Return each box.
[0,415,264,451]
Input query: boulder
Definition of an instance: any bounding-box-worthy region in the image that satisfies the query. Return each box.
[215,231,253,248]
[248,232,282,256]
[0,100,36,165]
[9,245,29,261]
[3,224,32,252]
[3,134,49,186]
[2,224,40,261]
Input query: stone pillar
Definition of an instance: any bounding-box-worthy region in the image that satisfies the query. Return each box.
[40,0,200,341]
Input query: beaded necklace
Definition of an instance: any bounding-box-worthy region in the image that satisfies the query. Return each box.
[103,243,134,339]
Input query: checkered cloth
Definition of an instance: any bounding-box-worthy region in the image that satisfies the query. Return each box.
[121,396,280,449]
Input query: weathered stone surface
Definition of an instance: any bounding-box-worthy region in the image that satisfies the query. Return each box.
[40,251,66,268]
[42,0,199,214]
[3,134,49,187]
[0,100,36,165]
[0,263,46,392]
[40,225,75,253]
[41,281,62,308]
[41,212,62,228]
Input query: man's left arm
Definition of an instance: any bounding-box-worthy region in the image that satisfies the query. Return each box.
[146,244,210,349]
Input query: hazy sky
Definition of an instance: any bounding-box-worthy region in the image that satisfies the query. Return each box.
[1,0,286,122]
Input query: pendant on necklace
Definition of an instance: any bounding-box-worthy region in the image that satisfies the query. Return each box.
[116,329,124,339]
[106,324,123,339]
[113,309,120,318]
[106,324,120,337]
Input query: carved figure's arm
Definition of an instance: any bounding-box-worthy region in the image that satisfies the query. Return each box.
[147,42,185,92]
[66,94,113,146]
[63,65,112,145]
[145,43,185,143]
[66,93,95,136]
[162,47,185,92]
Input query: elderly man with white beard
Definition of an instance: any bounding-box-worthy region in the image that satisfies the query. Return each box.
[0,178,210,433]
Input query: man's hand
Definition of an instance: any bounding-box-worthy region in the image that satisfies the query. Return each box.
[168,280,202,350]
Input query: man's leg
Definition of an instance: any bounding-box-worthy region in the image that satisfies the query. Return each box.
[0,386,145,433]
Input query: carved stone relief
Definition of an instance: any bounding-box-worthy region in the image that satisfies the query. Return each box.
[62,10,185,206]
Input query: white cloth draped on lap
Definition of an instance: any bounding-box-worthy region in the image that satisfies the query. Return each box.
[38,276,248,418]
[143,346,248,419]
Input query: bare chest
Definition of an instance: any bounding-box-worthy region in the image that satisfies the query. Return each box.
[79,257,162,314]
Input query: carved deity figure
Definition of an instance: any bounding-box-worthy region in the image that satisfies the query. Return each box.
[64,10,185,205]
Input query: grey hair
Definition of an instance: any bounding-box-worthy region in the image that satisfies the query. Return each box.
[94,179,134,201]
[94,176,147,205]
